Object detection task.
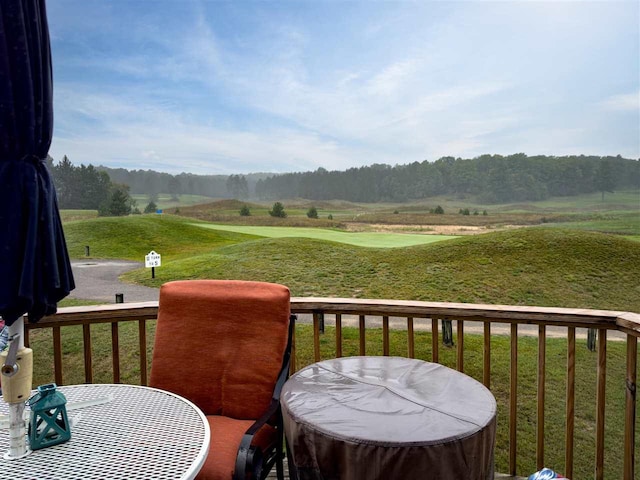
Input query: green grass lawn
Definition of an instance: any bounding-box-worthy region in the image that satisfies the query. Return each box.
[544,211,640,236]
[123,227,640,313]
[60,209,98,222]
[63,214,259,260]
[192,223,457,248]
[61,214,640,312]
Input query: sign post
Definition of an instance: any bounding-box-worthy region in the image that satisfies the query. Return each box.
[145,251,161,279]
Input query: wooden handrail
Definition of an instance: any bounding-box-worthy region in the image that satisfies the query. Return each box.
[30,298,640,334]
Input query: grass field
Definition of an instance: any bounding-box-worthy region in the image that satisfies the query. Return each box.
[63,215,258,260]
[60,211,640,313]
[121,227,640,313]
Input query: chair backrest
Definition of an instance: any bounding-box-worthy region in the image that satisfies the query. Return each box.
[150,280,291,420]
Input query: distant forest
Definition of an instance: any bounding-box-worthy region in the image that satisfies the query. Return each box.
[98,166,269,199]
[256,154,639,203]
[50,154,639,207]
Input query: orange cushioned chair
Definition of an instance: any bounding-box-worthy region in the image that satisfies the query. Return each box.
[150,280,295,480]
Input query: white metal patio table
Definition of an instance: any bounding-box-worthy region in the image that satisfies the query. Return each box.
[0,384,210,480]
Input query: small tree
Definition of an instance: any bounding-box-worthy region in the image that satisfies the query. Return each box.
[307,206,318,219]
[269,202,287,218]
[99,184,133,217]
[240,205,251,216]
[328,214,333,220]
[144,201,157,214]
[434,205,444,214]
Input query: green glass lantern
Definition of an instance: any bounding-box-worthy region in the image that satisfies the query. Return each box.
[27,383,71,450]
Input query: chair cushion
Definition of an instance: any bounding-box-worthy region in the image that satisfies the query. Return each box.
[196,415,276,480]
[150,280,290,419]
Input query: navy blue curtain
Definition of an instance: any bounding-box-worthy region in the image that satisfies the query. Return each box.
[0,0,74,326]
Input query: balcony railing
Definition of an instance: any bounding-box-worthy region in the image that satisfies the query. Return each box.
[23,299,639,480]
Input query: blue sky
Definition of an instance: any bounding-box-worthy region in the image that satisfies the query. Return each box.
[47,1,639,175]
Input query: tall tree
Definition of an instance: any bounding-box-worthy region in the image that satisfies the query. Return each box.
[226,174,249,198]
[51,156,112,209]
[99,184,133,216]
[595,160,615,201]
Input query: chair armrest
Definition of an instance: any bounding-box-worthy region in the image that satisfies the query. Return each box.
[234,397,279,479]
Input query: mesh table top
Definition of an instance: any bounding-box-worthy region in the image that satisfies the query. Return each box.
[0,384,210,480]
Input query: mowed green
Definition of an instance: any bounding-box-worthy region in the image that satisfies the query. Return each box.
[191,223,456,248]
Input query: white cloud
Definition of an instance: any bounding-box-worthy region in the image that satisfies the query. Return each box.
[365,59,420,97]
[599,91,640,112]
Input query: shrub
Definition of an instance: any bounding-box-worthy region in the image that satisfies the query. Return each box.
[269,202,287,218]
[307,206,318,219]
[144,201,157,214]
[99,185,133,217]
[240,205,251,216]
[434,205,444,214]
[328,214,333,220]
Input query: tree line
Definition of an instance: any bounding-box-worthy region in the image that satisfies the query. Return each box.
[98,166,264,199]
[49,153,639,211]
[255,154,639,203]
[47,155,136,215]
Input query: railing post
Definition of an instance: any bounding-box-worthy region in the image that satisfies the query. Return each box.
[565,327,576,479]
[510,323,518,476]
[313,312,321,362]
[624,334,637,480]
[442,319,454,347]
[595,329,607,480]
[587,328,597,352]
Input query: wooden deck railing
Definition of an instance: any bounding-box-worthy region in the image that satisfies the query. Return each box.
[23,299,639,480]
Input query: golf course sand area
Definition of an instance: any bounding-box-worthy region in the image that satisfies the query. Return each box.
[343,223,519,235]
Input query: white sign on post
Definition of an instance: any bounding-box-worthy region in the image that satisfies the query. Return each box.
[145,250,161,268]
